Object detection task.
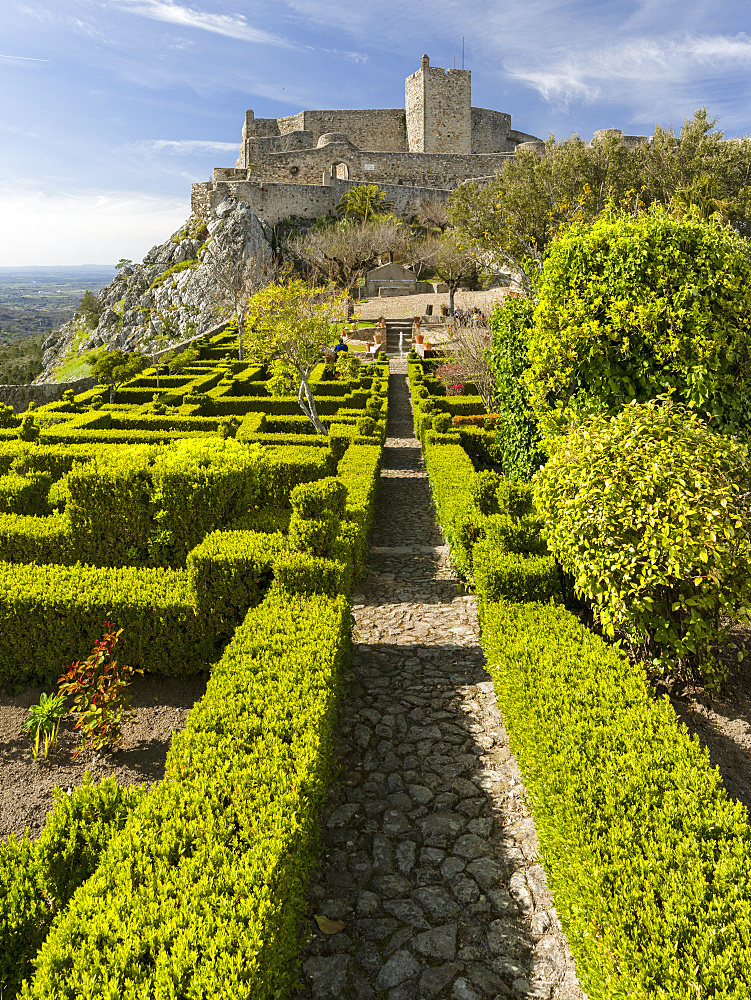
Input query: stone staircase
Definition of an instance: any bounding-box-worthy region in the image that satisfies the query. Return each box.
[384,318,413,355]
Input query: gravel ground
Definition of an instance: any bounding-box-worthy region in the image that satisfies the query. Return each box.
[354,289,511,321]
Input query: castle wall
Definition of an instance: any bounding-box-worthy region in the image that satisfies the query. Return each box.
[471,107,513,153]
[237,143,512,189]
[0,377,95,413]
[192,177,451,228]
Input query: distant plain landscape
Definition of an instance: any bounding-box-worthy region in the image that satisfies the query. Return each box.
[0,265,114,384]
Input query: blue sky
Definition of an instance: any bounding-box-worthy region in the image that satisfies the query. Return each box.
[2,0,751,265]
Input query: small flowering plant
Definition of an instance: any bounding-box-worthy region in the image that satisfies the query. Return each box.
[436,362,471,396]
[57,623,143,757]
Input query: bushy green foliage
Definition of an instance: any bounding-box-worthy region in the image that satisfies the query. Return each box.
[273,551,349,596]
[0,512,74,564]
[74,291,103,331]
[488,297,545,480]
[0,472,52,515]
[0,561,210,685]
[474,548,559,616]
[17,410,40,443]
[0,402,20,428]
[22,592,350,1000]
[0,777,143,998]
[266,358,298,396]
[335,350,362,380]
[534,397,751,685]
[482,599,751,1000]
[187,529,285,629]
[528,208,751,437]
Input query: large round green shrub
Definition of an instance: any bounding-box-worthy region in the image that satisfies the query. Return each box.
[527,208,751,436]
[533,398,751,686]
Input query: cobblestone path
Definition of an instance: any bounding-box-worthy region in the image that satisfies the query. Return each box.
[293,360,583,1000]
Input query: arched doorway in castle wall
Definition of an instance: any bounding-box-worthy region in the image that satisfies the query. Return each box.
[323,161,350,184]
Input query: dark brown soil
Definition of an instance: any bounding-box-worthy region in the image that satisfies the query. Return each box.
[0,672,207,841]
[655,619,751,815]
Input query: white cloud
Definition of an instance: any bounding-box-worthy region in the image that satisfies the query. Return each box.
[109,0,292,47]
[506,33,751,106]
[0,189,188,266]
[138,139,238,154]
[0,53,49,66]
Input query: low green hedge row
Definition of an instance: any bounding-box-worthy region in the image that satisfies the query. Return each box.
[62,442,268,567]
[187,529,286,632]
[21,590,351,1000]
[337,444,382,577]
[421,443,558,609]
[0,443,333,567]
[195,392,371,418]
[0,473,53,515]
[0,442,105,479]
[481,599,751,999]
[0,560,212,685]
[39,426,210,446]
[0,513,74,564]
[106,414,221,432]
[0,777,145,998]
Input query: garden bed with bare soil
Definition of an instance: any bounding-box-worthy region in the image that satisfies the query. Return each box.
[652,620,751,816]
[0,672,207,841]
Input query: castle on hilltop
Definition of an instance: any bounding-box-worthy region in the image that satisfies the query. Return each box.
[191,55,542,226]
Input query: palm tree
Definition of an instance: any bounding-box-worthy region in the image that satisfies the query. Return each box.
[337,185,394,225]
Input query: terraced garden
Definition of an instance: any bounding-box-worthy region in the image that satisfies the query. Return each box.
[0,327,387,997]
[1,319,751,1000]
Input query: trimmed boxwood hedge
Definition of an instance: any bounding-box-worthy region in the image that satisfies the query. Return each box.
[0,560,212,685]
[482,599,751,999]
[0,778,145,999]
[21,591,351,1000]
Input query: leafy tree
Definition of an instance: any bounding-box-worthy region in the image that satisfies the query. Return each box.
[244,280,346,434]
[449,110,751,290]
[168,343,200,376]
[202,241,277,360]
[91,349,147,404]
[534,397,751,688]
[337,184,394,224]
[526,207,751,438]
[75,291,103,331]
[417,233,478,314]
[267,358,298,396]
[289,216,410,292]
[487,296,545,481]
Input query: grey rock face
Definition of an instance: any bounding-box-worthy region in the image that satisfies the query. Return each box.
[37,199,269,380]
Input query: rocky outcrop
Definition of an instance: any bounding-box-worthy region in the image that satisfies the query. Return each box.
[37,197,268,381]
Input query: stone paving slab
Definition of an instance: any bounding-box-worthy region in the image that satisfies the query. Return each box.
[292,360,584,1000]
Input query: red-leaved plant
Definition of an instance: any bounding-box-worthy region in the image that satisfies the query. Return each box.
[57,623,143,757]
[435,363,469,396]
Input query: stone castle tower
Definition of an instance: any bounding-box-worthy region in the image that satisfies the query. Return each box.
[405,54,472,154]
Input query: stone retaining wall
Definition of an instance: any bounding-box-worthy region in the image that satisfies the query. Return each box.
[0,378,96,413]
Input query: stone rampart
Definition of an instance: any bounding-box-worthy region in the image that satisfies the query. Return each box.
[471,107,513,153]
[238,109,408,167]
[0,377,96,413]
[192,177,450,227]
[236,143,513,190]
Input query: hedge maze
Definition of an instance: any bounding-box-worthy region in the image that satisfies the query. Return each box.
[0,328,387,998]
